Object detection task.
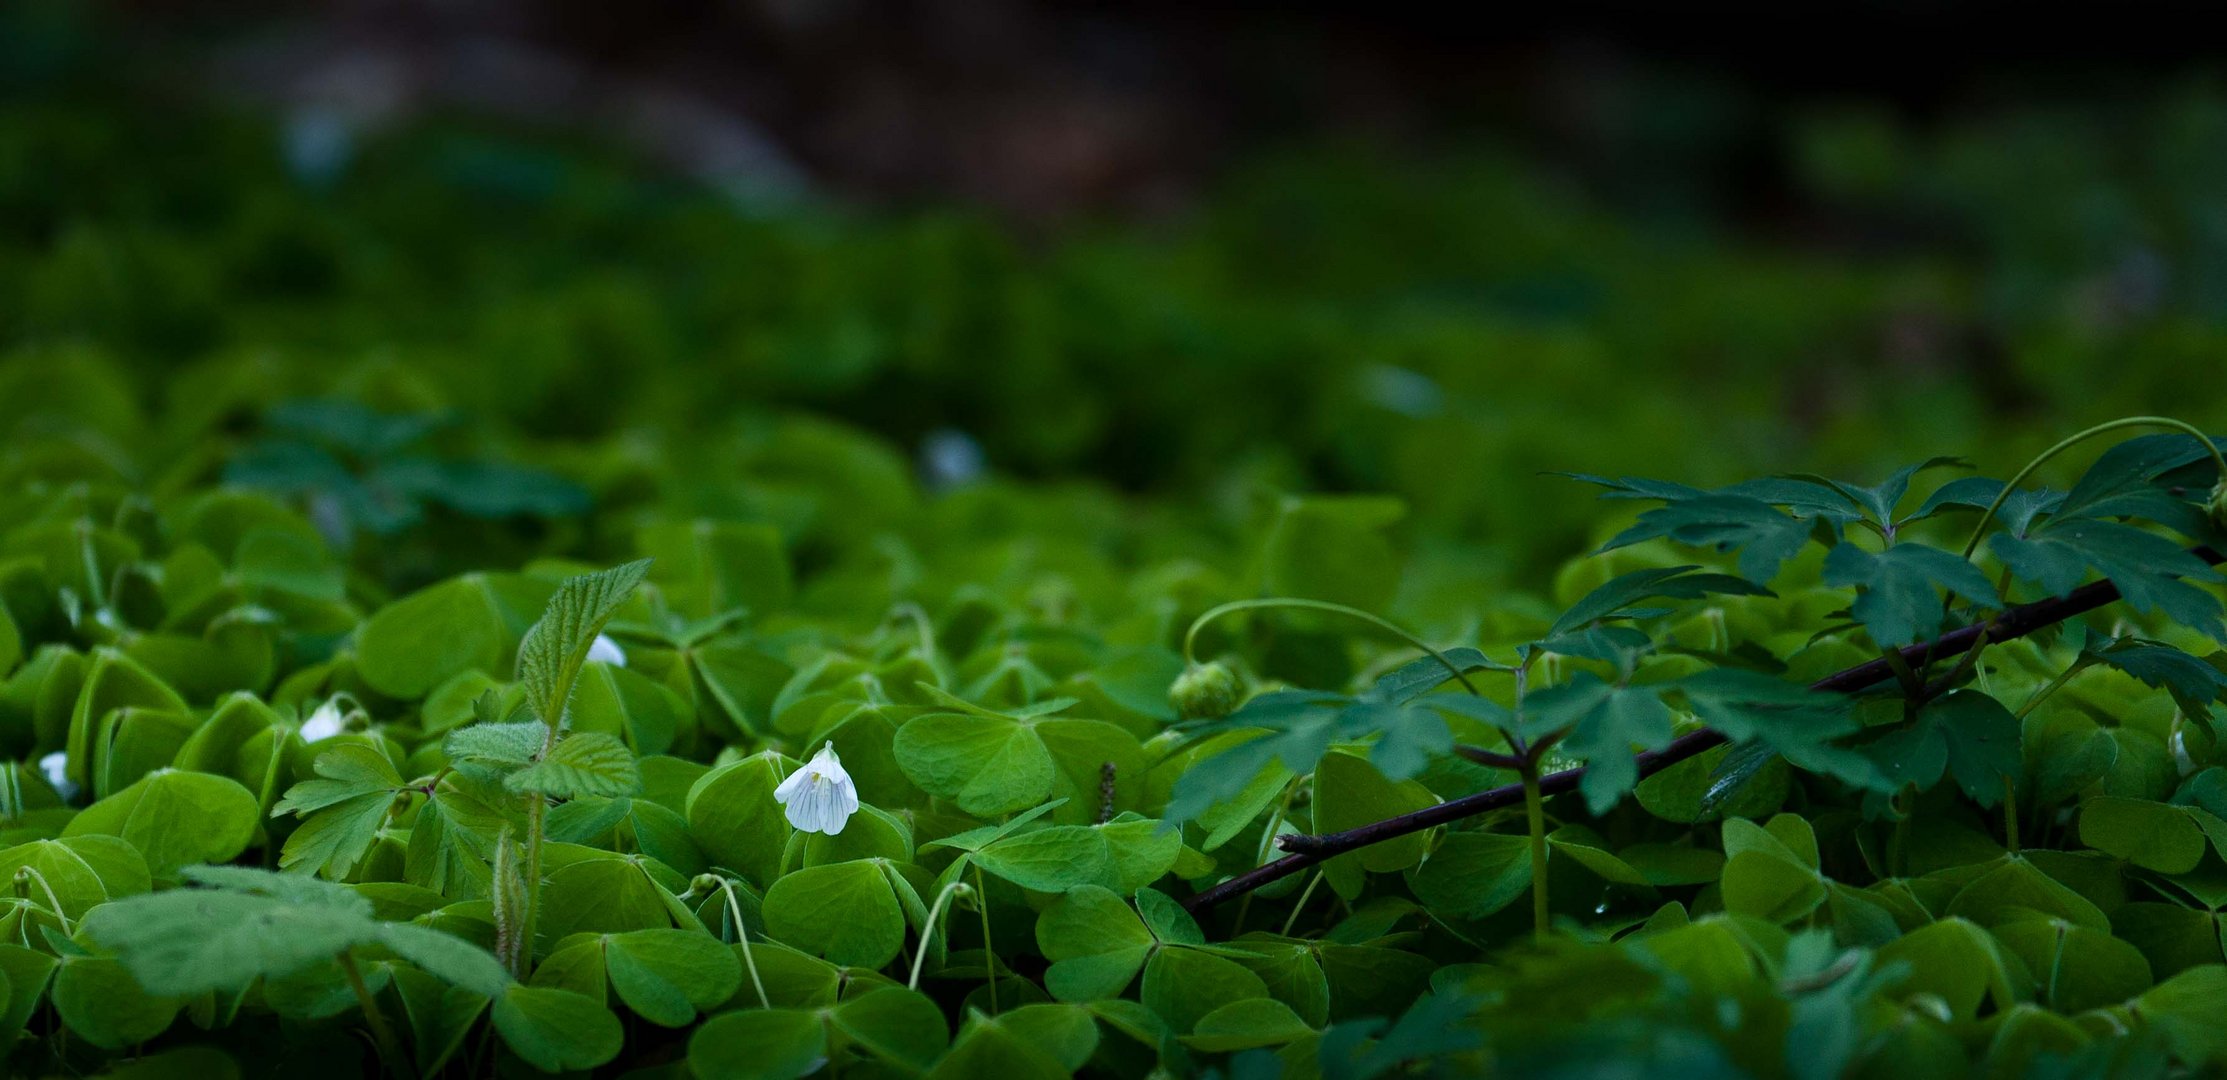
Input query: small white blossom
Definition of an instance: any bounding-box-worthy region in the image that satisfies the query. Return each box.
[587,633,627,667]
[773,743,859,835]
[299,698,350,742]
[39,751,77,802]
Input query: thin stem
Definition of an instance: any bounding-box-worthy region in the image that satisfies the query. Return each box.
[1959,417,2226,564]
[1522,765,1550,942]
[1279,870,1325,937]
[718,880,771,1010]
[1183,598,1484,695]
[16,867,71,937]
[2017,664,2088,718]
[1180,545,2225,917]
[907,881,973,991]
[972,864,998,1013]
[341,951,411,1080]
[2003,779,2021,853]
[1454,746,1527,771]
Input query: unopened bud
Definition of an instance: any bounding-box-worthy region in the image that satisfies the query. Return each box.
[2206,479,2227,533]
[1171,661,1243,721]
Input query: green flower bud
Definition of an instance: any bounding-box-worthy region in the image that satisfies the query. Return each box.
[2207,479,2227,533]
[1171,661,1243,721]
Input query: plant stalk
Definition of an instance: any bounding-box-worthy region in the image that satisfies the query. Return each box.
[1522,764,1550,941]
[1182,598,1487,695]
[341,950,411,1080]
[1182,545,2223,916]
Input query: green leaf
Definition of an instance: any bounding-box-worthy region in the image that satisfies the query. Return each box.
[1405,832,1531,922]
[1822,543,2002,648]
[1141,946,1269,1034]
[518,559,652,728]
[1922,689,2024,808]
[1524,675,1676,813]
[1257,495,1407,611]
[603,928,743,1027]
[688,1008,828,1080]
[51,954,181,1049]
[685,752,800,888]
[931,1008,1086,1080]
[63,769,260,879]
[354,573,551,700]
[1679,670,1883,792]
[0,835,150,920]
[1180,998,1314,1052]
[1037,885,1154,1001]
[392,966,490,1077]
[442,720,546,775]
[895,708,1140,821]
[2079,796,2208,873]
[272,743,406,879]
[763,860,910,969]
[506,731,641,799]
[1993,520,2225,642]
[490,984,625,1073]
[1579,485,1832,584]
[1548,566,1772,638]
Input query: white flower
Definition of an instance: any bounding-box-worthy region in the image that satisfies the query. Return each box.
[587,633,627,667]
[39,751,77,802]
[299,698,350,742]
[773,743,859,835]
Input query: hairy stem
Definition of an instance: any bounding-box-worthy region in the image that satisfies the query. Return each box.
[1180,545,2223,917]
[1182,598,1485,695]
[519,797,546,979]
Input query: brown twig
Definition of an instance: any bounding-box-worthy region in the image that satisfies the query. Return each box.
[1180,546,2224,916]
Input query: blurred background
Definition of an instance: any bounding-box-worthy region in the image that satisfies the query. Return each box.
[4,0,2225,600]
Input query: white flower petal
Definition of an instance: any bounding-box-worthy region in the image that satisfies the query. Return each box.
[299,700,348,742]
[587,634,627,667]
[39,751,78,802]
[772,743,860,835]
[773,764,809,804]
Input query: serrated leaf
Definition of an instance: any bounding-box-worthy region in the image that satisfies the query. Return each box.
[1549,566,1773,638]
[506,731,641,799]
[1679,670,1883,791]
[518,559,653,731]
[1821,543,2001,649]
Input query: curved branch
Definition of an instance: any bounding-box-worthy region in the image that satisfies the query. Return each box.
[1180,546,2224,917]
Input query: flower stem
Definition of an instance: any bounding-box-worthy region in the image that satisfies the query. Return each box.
[907,881,973,992]
[1182,598,1485,695]
[1279,870,1325,937]
[341,950,411,1080]
[717,880,771,1009]
[972,864,998,1013]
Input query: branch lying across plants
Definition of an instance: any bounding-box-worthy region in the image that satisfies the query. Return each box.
[1181,545,2226,916]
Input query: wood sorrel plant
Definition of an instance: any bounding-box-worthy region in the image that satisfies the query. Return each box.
[8,416,2227,1079]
